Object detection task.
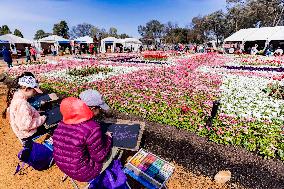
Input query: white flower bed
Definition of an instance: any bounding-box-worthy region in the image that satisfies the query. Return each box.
[220,75,284,121]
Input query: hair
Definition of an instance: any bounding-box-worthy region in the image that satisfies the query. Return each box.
[2,72,36,119]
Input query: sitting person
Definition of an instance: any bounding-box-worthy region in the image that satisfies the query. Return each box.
[79,89,111,119]
[4,73,47,161]
[53,97,113,182]
[3,71,58,111]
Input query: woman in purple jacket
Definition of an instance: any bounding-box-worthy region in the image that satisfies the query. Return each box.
[53,97,112,182]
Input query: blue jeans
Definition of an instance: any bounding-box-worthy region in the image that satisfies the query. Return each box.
[26,56,31,62]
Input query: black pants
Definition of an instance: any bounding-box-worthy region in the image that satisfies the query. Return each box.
[6,61,13,68]
[32,55,36,61]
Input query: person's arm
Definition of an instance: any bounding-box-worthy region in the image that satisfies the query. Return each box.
[86,121,112,163]
[16,102,46,132]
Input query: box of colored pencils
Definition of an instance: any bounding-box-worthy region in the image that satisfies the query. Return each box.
[125,149,175,188]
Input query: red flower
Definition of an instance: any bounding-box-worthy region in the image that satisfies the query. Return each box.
[181,105,190,113]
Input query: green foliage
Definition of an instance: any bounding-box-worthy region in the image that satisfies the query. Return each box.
[70,23,98,39]
[67,66,113,77]
[138,0,284,45]
[42,79,284,161]
[53,20,69,39]
[138,20,165,44]
[34,30,50,40]
[263,82,284,100]
[13,29,23,38]
[119,33,131,39]
[0,25,11,35]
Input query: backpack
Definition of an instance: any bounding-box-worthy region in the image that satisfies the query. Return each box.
[88,160,129,189]
[15,142,53,174]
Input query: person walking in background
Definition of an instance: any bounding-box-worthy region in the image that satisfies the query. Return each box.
[89,43,94,55]
[11,45,18,63]
[1,46,13,68]
[30,47,37,61]
[51,45,56,56]
[82,45,86,54]
[25,47,31,63]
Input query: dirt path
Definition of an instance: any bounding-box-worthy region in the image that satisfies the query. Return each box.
[0,83,240,189]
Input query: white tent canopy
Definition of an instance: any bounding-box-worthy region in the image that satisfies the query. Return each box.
[225,26,284,42]
[245,27,279,41]
[38,35,69,43]
[101,37,117,43]
[0,34,32,44]
[224,28,258,42]
[269,26,284,41]
[74,36,93,43]
[123,38,142,44]
[100,37,142,53]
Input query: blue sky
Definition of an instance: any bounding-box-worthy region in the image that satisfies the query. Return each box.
[0,0,226,40]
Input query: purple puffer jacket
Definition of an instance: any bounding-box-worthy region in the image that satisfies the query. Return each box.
[53,120,112,182]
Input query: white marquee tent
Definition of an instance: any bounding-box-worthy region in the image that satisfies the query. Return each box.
[224,26,284,42]
[100,37,142,53]
[0,34,32,44]
[74,36,93,43]
[0,39,9,44]
[100,37,121,53]
[123,38,142,52]
[38,35,70,43]
[269,26,284,41]
[35,35,70,54]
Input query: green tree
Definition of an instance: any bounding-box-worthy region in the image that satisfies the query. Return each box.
[119,33,130,39]
[108,27,118,37]
[188,16,208,44]
[0,25,11,35]
[204,10,228,43]
[99,28,109,39]
[164,24,189,44]
[13,29,24,38]
[70,23,99,38]
[90,27,100,38]
[138,20,165,44]
[34,30,50,40]
[53,20,69,39]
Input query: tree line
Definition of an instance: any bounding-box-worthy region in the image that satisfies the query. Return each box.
[34,21,131,40]
[0,25,24,38]
[138,0,284,44]
[1,0,283,44]
[0,21,131,41]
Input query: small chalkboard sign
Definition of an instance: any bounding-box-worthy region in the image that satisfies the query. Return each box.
[28,94,52,110]
[44,106,62,129]
[101,119,145,151]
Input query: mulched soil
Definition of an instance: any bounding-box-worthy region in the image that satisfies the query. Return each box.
[0,79,283,189]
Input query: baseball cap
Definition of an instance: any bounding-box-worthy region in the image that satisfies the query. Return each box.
[79,89,110,111]
[18,76,43,93]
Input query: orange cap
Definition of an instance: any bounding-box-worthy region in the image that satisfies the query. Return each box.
[60,97,94,125]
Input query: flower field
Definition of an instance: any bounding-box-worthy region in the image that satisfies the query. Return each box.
[7,53,284,161]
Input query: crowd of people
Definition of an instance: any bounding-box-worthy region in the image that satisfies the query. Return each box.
[3,72,118,183]
[227,43,284,56]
